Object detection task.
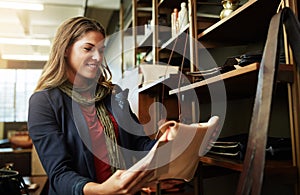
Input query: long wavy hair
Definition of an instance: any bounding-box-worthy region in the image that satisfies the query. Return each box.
[34,16,112,92]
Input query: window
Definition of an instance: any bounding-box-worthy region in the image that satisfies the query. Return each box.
[0,69,42,122]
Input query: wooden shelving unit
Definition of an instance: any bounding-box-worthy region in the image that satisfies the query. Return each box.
[120,0,299,194]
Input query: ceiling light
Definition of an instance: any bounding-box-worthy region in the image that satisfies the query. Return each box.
[0,37,51,46]
[0,1,44,11]
[1,54,49,61]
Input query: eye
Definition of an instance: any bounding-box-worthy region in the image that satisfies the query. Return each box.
[84,47,92,51]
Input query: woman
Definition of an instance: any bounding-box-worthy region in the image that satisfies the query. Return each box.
[28,16,158,195]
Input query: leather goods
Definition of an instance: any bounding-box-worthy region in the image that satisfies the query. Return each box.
[124,116,221,182]
[186,64,236,82]
[238,51,262,66]
[236,7,300,195]
[208,141,244,160]
[208,134,292,161]
[153,116,220,182]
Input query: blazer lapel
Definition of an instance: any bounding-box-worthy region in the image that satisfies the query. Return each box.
[63,93,96,179]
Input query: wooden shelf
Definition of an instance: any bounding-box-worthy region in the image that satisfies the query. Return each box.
[200,154,243,172]
[201,155,297,175]
[169,63,259,98]
[158,0,184,8]
[159,23,190,52]
[198,0,282,48]
[139,73,182,94]
[169,63,293,102]
[200,154,298,184]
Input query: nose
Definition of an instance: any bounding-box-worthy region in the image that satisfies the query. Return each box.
[92,50,102,61]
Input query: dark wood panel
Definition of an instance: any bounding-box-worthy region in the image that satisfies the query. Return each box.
[198,0,282,48]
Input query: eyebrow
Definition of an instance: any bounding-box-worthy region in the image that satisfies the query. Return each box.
[85,43,105,49]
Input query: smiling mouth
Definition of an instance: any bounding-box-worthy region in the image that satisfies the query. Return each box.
[87,63,99,69]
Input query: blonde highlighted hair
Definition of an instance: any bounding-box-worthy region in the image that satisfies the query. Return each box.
[35,16,112,92]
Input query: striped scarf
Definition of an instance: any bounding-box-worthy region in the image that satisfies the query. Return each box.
[59,82,124,173]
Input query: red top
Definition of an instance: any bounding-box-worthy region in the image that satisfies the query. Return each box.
[80,105,119,183]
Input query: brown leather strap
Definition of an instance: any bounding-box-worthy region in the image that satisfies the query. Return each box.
[236,7,300,195]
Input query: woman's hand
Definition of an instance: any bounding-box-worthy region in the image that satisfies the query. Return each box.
[83,167,154,195]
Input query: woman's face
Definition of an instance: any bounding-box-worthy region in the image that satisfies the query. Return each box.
[65,30,105,87]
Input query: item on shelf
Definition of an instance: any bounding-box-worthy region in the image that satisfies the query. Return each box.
[136,53,142,66]
[208,141,244,160]
[222,51,263,67]
[186,67,223,80]
[144,23,151,35]
[144,19,154,35]
[171,8,179,37]
[208,134,248,160]
[219,0,240,19]
[186,64,236,81]
[222,56,239,66]
[139,64,179,86]
[207,133,292,160]
[238,51,262,66]
[178,2,188,31]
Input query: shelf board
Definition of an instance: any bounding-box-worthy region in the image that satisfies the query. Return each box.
[169,63,293,101]
[196,1,223,20]
[139,74,171,93]
[169,63,259,95]
[198,0,282,48]
[200,154,243,172]
[159,23,190,52]
[158,0,183,8]
[138,73,182,94]
[200,154,297,173]
[200,155,298,184]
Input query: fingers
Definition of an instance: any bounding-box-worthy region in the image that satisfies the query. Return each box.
[119,167,155,194]
[120,164,147,181]
[127,169,155,194]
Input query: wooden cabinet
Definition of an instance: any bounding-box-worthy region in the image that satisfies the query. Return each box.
[120,0,299,194]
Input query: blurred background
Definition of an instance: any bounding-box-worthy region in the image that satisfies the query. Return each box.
[0,0,121,125]
[0,0,120,63]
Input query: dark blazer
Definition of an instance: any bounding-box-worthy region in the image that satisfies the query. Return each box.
[28,87,156,195]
